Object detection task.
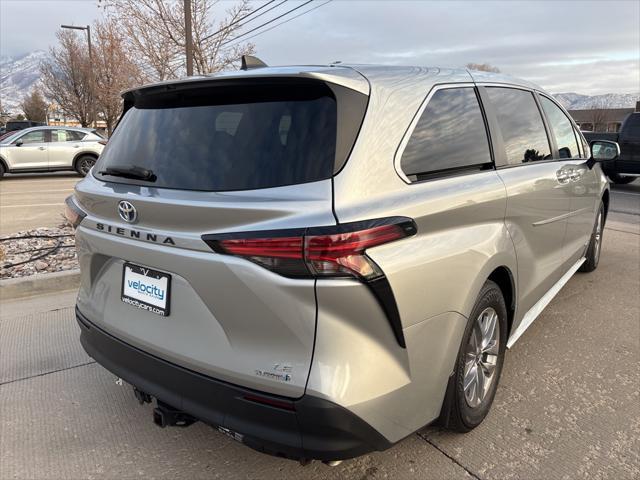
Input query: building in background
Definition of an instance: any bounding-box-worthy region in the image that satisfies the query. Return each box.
[570,101,640,133]
[47,104,107,133]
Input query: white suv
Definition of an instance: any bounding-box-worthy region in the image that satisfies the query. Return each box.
[0,126,105,178]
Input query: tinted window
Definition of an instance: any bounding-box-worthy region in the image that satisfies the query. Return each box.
[18,130,45,144]
[95,84,337,191]
[622,114,640,140]
[51,130,85,142]
[486,87,551,164]
[400,87,492,178]
[540,97,580,159]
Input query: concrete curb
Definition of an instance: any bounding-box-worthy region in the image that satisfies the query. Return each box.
[0,269,80,301]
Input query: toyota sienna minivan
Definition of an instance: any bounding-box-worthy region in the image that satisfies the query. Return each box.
[67,62,618,463]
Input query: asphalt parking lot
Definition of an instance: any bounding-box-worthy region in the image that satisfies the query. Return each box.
[0,172,80,235]
[0,175,639,479]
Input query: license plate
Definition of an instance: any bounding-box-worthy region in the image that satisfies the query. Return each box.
[121,263,171,316]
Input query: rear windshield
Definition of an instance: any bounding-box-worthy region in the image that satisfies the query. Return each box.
[94,83,338,191]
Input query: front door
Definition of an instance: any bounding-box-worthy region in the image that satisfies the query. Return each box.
[9,130,48,169]
[538,95,599,267]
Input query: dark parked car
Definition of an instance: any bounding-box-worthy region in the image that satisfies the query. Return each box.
[5,120,46,133]
[584,112,640,184]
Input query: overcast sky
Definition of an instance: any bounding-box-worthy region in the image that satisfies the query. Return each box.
[1,0,638,95]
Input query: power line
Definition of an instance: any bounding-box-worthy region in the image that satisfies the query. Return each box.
[223,0,332,48]
[220,0,314,47]
[202,0,285,43]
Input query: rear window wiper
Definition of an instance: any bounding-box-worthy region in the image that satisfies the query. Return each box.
[98,166,156,182]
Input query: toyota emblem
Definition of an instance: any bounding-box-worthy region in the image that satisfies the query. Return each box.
[118,200,137,223]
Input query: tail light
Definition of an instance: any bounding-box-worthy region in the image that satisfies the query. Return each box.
[203,218,417,280]
[64,195,87,229]
[203,217,417,348]
[98,140,108,146]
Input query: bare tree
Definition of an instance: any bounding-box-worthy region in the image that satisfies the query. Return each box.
[100,0,255,80]
[93,20,144,135]
[466,63,501,73]
[41,30,94,127]
[21,89,49,122]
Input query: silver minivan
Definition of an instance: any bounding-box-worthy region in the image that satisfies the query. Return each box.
[67,63,617,463]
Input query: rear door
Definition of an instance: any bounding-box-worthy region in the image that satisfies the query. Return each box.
[48,129,85,167]
[7,129,48,169]
[479,86,571,318]
[74,78,367,398]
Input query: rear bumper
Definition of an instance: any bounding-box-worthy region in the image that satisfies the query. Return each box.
[76,307,391,461]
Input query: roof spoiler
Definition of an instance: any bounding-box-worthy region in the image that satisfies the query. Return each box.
[240,55,268,70]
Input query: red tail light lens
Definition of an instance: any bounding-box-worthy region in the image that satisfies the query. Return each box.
[64,195,87,229]
[305,224,407,279]
[205,218,416,280]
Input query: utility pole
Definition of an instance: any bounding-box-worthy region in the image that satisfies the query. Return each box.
[61,24,96,128]
[184,0,194,76]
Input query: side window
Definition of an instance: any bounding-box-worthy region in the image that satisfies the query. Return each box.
[485,87,551,165]
[51,130,68,142]
[575,127,589,158]
[67,130,86,141]
[400,87,492,179]
[17,130,45,144]
[540,96,580,159]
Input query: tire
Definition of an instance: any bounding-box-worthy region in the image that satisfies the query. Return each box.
[441,280,508,432]
[608,173,636,185]
[0,161,5,179]
[579,202,604,273]
[75,155,96,176]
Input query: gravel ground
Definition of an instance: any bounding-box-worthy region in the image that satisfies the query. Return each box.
[0,224,77,279]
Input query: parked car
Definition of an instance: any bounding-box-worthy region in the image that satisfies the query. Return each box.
[67,63,615,463]
[5,119,46,132]
[583,112,640,184]
[0,126,105,178]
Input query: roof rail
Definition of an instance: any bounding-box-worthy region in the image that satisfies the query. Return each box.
[240,55,268,70]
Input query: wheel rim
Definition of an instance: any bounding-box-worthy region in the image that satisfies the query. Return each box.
[79,158,94,175]
[463,307,500,408]
[594,210,603,263]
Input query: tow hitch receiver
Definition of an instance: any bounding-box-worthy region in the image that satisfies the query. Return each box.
[152,400,197,428]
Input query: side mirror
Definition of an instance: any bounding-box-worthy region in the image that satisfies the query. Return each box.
[15,139,23,147]
[590,140,620,162]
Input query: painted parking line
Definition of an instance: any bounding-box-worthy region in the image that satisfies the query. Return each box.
[612,190,640,197]
[0,189,75,195]
[0,203,64,208]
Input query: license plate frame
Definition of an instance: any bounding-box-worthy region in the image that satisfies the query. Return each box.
[121,262,172,316]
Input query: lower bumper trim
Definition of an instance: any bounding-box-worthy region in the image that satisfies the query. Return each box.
[76,307,391,461]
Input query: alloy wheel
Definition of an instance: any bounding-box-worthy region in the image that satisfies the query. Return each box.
[594,210,603,263]
[463,307,500,408]
[79,157,95,175]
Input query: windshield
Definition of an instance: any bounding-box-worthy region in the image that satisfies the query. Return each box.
[94,82,338,191]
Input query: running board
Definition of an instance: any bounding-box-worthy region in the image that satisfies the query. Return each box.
[507,257,586,349]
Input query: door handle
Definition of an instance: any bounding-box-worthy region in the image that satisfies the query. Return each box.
[556,170,570,184]
[569,169,582,181]
[38,146,46,151]
[73,144,80,148]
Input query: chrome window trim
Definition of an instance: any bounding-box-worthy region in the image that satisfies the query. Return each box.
[393,82,479,184]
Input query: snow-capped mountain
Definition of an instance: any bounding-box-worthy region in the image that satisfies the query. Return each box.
[553,92,640,110]
[1,50,639,116]
[0,50,47,114]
